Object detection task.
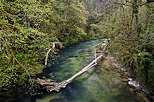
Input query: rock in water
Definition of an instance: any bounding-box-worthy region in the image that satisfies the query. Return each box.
[128,78,140,88]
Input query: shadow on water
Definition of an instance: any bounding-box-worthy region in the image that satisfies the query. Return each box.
[22,39,144,102]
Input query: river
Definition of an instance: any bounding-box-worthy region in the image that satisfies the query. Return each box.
[20,39,144,102]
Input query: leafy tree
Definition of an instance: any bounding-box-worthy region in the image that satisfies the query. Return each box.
[0,0,87,93]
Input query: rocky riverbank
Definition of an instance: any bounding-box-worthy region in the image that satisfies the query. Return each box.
[98,53,154,102]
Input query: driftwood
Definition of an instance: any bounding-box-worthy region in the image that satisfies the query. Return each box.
[45,43,55,65]
[37,43,108,92]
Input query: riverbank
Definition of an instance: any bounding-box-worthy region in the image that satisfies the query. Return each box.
[1,39,149,102]
[98,53,154,102]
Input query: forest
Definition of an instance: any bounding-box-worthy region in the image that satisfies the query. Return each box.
[0,0,154,102]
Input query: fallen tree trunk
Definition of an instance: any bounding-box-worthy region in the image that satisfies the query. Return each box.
[37,44,107,92]
[65,54,104,83]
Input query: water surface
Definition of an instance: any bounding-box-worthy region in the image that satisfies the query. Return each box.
[28,39,143,102]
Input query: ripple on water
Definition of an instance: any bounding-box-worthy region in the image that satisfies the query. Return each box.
[33,39,144,102]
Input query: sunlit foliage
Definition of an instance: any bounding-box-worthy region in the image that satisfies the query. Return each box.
[0,0,87,90]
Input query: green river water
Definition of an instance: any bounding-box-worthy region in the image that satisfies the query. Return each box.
[20,39,144,102]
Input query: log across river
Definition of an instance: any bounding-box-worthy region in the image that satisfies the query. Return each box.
[37,43,107,92]
[20,39,145,102]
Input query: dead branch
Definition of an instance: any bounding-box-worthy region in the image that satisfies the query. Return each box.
[44,43,55,65]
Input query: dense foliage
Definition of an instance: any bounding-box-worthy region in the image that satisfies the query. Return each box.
[0,0,87,91]
[0,0,154,101]
[87,0,154,90]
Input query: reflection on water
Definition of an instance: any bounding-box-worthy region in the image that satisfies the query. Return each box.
[29,39,143,102]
